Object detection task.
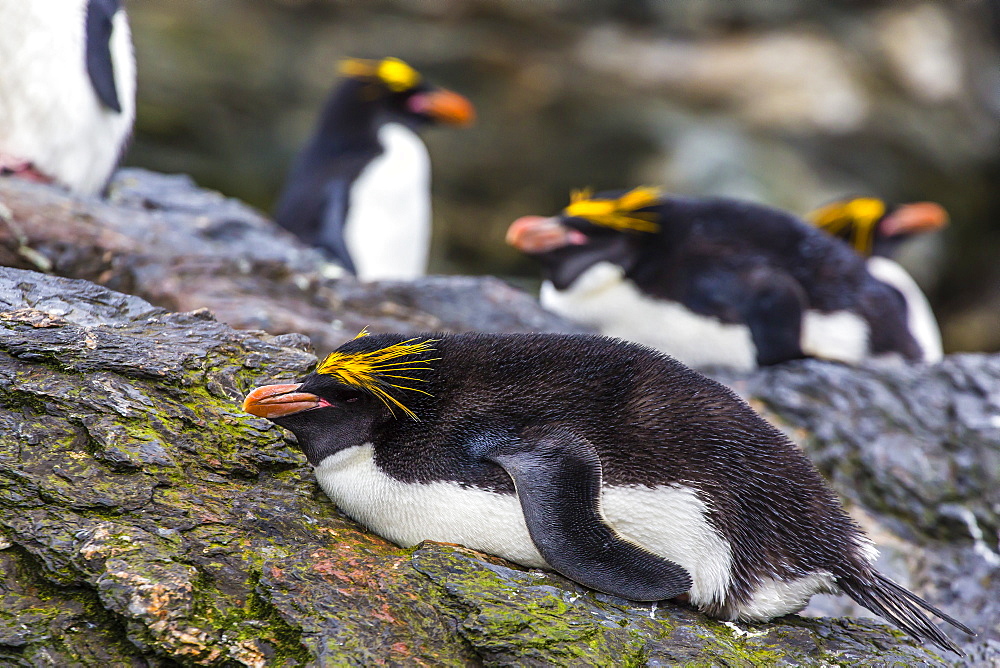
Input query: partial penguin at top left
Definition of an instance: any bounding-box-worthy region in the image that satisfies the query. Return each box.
[0,0,136,195]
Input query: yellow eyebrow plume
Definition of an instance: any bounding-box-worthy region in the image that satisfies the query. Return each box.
[563,186,663,233]
[807,198,886,256]
[316,329,438,420]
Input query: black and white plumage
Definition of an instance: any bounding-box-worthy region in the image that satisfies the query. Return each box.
[0,0,136,195]
[808,197,948,363]
[272,57,475,281]
[507,188,935,370]
[243,331,972,655]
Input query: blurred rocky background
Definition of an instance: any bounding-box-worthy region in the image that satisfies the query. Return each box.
[124,0,1000,352]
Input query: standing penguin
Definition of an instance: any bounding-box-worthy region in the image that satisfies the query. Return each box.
[272,57,475,280]
[243,330,972,655]
[0,0,136,195]
[808,197,947,363]
[506,187,934,370]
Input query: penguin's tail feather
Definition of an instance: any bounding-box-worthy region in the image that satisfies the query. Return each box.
[837,569,974,657]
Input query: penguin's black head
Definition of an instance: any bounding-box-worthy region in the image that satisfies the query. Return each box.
[506,187,664,289]
[339,57,475,128]
[243,330,438,465]
[807,197,948,257]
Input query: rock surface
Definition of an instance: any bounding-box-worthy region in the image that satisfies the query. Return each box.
[0,265,977,667]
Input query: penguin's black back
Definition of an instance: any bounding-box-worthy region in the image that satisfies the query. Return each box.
[635,197,867,308]
[355,332,866,601]
[621,197,921,358]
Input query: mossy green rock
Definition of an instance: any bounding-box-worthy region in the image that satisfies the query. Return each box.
[0,267,955,665]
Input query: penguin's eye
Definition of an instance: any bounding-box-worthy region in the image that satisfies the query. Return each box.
[333,388,365,404]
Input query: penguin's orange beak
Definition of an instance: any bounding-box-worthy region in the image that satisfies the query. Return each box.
[880,202,949,237]
[408,89,476,126]
[506,216,589,254]
[243,383,324,419]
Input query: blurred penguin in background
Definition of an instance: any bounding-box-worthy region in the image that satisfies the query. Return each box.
[808,197,947,363]
[273,57,475,281]
[0,0,136,195]
[508,187,937,370]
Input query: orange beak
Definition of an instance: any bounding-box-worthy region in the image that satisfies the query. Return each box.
[243,383,324,419]
[506,216,588,254]
[880,202,949,237]
[408,89,476,126]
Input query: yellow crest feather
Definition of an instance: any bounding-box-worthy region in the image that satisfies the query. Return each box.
[316,328,438,420]
[563,186,663,233]
[377,58,421,92]
[807,198,886,256]
[338,57,421,92]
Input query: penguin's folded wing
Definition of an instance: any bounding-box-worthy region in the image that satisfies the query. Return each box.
[85,0,123,112]
[472,425,693,601]
[317,180,357,274]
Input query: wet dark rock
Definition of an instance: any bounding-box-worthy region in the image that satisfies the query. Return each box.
[1,265,984,665]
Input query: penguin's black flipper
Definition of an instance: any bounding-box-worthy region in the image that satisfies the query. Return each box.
[273,151,375,274]
[316,180,357,274]
[739,269,808,366]
[273,171,355,273]
[473,425,693,601]
[85,0,122,112]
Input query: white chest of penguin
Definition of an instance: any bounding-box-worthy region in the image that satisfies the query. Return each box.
[313,442,835,619]
[540,262,872,370]
[344,123,431,281]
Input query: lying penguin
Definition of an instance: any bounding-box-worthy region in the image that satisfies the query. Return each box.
[506,187,935,370]
[0,0,136,195]
[244,330,972,655]
[808,197,948,363]
[273,57,475,280]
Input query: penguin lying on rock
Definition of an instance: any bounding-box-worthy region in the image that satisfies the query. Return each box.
[506,187,936,371]
[808,197,947,363]
[0,0,136,195]
[273,57,475,280]
[244,330,972,655]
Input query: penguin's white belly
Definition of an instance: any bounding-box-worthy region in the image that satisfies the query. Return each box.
[344,123,431,281]
[0,3,135,195]
[541,262,876,369]
[865,256,942,363]
[799,310,870,364]
[313,443,832,618]
[540,263,758,371]
[314,443,546,567]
